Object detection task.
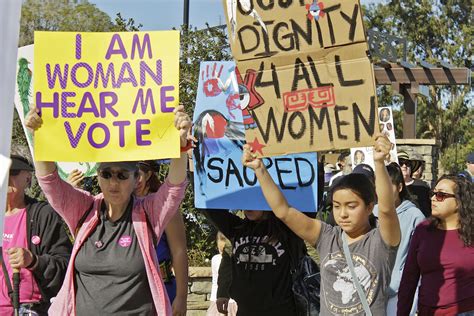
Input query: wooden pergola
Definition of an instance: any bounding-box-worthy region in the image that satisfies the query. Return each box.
[368,30,472,138]
[374,62,471,138]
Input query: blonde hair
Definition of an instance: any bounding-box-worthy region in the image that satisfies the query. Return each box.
[216,231,228,254]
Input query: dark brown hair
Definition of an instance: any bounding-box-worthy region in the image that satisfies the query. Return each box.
[429,175,473,246]
[331,173,377,227]
[138,160,161,193]
[386,162,413,202]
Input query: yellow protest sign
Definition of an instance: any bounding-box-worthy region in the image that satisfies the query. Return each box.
[223,0,377,157]
[34,31,180,162]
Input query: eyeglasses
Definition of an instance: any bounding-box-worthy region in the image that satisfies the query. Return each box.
[399,159,411,168]
[98,169,131,181]
[9,169,21,177]
[429,190,456,202]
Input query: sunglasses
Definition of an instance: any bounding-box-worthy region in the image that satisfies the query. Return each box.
[398,159,412,168]
[9,169,21,177]
[98,169,131,181]
[429,190,456,202]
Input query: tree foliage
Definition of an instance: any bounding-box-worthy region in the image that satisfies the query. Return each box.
[179,24,231,117]
[20,0,114,46]
[364,0,473,173]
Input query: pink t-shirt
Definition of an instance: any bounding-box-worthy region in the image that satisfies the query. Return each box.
[0,209,42,315]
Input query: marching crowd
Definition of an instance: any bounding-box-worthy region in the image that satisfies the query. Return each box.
[2,104,473,316]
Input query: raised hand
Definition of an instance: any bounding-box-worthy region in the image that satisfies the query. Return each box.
[173,105,192,147]
[67,169,85,189]
[373,133,391,163]
[24,106,42,132]
[242,144,263,170]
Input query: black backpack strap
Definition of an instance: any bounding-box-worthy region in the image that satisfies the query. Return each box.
[144,211,158,246]
[74,202,95,238]
[0,248,14,304]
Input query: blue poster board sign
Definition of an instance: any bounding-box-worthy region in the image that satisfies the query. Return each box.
[193,61,318,212]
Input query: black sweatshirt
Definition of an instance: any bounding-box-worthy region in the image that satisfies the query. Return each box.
[217,241,233,299]
[25,196,73,314]
[202,209,303,316]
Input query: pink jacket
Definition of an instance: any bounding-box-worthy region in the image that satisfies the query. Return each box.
[37,170,188,316]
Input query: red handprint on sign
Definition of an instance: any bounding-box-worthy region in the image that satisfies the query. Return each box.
[201,62,224,97]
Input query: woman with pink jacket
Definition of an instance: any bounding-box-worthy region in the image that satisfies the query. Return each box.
[25,105,191,316]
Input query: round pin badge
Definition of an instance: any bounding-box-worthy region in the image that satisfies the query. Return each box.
[118,236,132,247]
[31,235,41,245]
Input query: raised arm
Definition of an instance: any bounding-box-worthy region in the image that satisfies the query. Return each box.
[200,209,243,240]
[144,105,190,235]
[24,106,56,176]
[24,106,93,231]
[167,105,191,185]
[242,145,322,246]
[373,134,400,247]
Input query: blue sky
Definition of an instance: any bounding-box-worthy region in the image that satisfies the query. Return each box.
[91,0,384,31]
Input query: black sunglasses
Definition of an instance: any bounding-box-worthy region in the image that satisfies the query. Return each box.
[429,190,456,202]
[398,159,412,168]
[9,169,21,177]
[98,169,131,181]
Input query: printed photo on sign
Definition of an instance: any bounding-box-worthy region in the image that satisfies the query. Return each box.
[222,0,378,157]
[350,147,374,169]
[193,61,318,212]
[15,45,98,179]
[33,31,180,162]
[350,107,398,169]
[377,107,398,164]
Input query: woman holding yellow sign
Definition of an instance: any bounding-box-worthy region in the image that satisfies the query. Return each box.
[25,105,190,316]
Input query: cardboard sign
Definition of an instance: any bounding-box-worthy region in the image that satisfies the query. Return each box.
[15,45,98,179]
[193,61,318,211]
[350,106,398,168]
[34,31,180,162]
[223,0,377,157]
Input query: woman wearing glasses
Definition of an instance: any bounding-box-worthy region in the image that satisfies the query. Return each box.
[397,175,474,316]
[25,105,191,316]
